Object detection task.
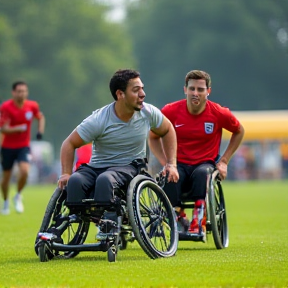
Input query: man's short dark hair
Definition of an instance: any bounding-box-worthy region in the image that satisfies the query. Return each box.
[109,69,140,100]
[12,80,28,91]
[185,70,211,88]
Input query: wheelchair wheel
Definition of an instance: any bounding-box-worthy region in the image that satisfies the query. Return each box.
[107,244,117,262]
[119,233,128,250]
[35,188,90,259]
[127,175,178,259]
[207,170,229,249]
[38,242,53,262]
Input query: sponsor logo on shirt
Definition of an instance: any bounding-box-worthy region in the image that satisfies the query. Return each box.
[175,124,185,128]
[25,111,33,120]
[204,122,214,134]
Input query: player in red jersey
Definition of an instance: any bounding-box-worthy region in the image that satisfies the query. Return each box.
[149,70,244,238]
[0,81,45,214]
[73,143,92,171]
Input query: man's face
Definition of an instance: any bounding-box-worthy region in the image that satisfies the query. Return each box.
[184,79,210,109]
[12,84,28,103]
[123,77,146,111]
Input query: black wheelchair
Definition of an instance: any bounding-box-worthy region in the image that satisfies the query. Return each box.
[34,166,178,262]
[174,169,229,249]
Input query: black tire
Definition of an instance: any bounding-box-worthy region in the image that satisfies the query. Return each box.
[38,242,51,262]
[127,175,178,259]
[119,233,128,250]
[35,187,90,259]
[208,170,229,249]
[107,245,117,262]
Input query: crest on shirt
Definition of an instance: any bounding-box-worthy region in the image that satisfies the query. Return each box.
[25,111,33,120]
[204,122,214,134]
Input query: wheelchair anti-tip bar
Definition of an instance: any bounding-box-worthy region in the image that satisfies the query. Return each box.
[37,232,115,252]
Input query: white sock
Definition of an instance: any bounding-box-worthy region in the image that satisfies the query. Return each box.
[3,200,9,209]
[15,193,22,200]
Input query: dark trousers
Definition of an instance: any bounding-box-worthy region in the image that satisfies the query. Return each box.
[164,162,215,207]
[66,164,138,205]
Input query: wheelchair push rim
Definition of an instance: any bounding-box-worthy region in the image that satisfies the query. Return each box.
[207,170,229,249]
[127,176,178,259]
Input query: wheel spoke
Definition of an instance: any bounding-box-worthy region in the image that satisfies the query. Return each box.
[208,174,229,249]
[128,178,178,258]
[158,224,169,250]
[139,189,156,214]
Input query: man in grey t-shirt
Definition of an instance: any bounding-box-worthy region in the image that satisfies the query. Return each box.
[58,69,178,205]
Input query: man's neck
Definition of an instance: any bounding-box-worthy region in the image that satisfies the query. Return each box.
[187,102,207,115]
[13,99,25,108]
[114,102,134,122]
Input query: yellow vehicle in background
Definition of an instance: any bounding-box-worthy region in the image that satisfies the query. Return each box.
[222,110,288,180]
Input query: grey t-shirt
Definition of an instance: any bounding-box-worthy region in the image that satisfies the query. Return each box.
[76,102,163,168]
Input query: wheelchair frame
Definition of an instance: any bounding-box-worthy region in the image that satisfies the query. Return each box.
[178,169,229,249]
[35,172,178,262]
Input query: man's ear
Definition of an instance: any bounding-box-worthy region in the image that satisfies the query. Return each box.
[183,85,187,95]
[207,87,211,95]
[115,89,124,100]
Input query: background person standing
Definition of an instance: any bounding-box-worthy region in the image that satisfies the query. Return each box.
[73,142,92,171]
[0,81,45,214]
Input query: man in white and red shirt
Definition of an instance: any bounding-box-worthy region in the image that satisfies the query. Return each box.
[150,70,244,238]
[0,81,45,214]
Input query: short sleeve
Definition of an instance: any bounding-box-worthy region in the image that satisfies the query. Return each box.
[145,103,163,129]
[76,110,103,143]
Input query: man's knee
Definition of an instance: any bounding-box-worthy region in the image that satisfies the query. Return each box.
[94,173,114,204]
[191,164,214,199]
[18,162,30,178]
[66,173,86,203]
[193,164,214,181]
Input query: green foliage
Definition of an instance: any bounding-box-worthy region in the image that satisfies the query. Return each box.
[126,0,288,111]
[1,0,288,153]
[0,181,287,287]
[0,0,136,151]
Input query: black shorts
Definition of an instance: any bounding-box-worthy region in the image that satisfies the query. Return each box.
[0,147,31,171]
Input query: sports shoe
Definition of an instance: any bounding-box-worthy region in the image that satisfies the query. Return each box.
[96,213,118,241]
[14,194,24,213]
[95,226,118,241]
[1,200,10,215]
[188,199,206,235]
[175,208,190,232]
[188,219,206,235]
[96,230,109,241]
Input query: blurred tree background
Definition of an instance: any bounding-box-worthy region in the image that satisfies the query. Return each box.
[0,0,287,154]
[126,0,288,110]
[0,0,136,152]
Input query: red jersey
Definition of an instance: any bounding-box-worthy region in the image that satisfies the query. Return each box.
[74,143,92,171]
[161,99,241,165]
[0,99,42,148]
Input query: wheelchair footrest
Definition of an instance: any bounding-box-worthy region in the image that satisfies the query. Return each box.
[179,231,206,242]
[51,241,111,252]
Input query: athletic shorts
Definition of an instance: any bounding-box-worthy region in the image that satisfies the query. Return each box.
[0,147,31,171]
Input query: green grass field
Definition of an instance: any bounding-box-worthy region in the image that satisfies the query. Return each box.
[0,181,287,288]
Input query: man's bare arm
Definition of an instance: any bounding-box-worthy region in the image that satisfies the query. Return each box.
[217,124,245,179]
[150,116,178,182]
[37,112,45,134]
[58,129,85,189]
